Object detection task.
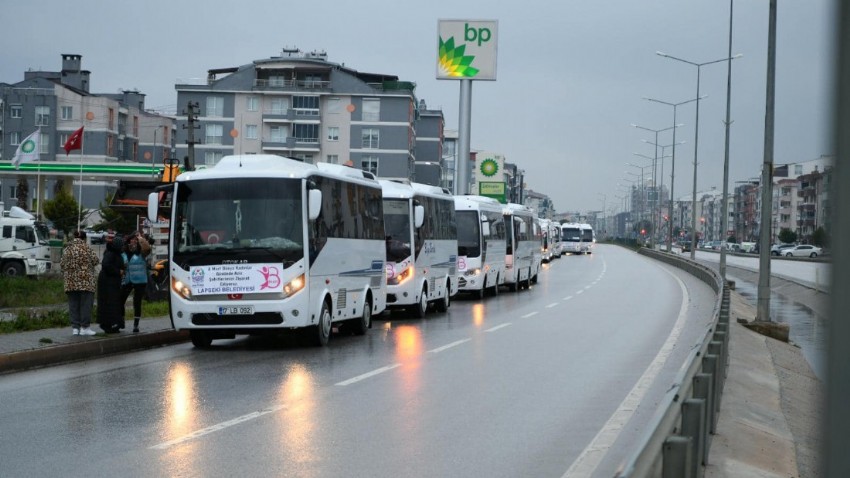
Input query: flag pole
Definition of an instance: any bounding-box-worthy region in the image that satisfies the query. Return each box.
[36,126,42,219]
[77,127,84,232]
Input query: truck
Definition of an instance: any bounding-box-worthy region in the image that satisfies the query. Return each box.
[0,206,52,277]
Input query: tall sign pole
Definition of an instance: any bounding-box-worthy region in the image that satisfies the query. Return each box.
[437,19,498,195]
[757,0,777,322]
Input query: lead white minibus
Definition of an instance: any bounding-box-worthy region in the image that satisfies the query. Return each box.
[454,195,507,298]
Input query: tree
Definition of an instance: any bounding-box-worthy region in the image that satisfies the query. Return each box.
[15,177,29,210]
[43,188,83,237]
[778,227,797,244]
[727,235,737,244]
[812,226,829,248]
[93,192,135,234]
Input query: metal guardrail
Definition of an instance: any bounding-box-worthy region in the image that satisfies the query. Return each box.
[615,248,729,478]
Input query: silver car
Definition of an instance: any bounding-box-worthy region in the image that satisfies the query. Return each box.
[783,244,823,258]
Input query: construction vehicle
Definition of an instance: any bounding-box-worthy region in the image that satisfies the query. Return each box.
[0,205,52,277]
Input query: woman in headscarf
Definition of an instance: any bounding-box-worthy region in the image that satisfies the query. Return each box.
[97,233,125,333]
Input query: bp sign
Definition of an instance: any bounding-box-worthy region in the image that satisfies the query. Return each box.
[437,20,498,81]
[479,181,506,204]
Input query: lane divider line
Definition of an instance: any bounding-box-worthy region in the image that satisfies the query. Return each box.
[562,261,690,478]
[521,312,539,319]
[563,296,573,301]
[546,302,559,309]
[150,404,287,450]
[485,323,512,333]
[335,364,402,386]
[428,339,471,353]
[576,290,584,295]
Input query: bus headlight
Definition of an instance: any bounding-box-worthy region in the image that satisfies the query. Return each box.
[283,274,306,297]
[388,266,414,285]
[463,268,481,277]
[172,278,192,299]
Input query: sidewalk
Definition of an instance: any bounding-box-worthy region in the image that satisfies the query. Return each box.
[0,292,822,477]
[0,316,188,374]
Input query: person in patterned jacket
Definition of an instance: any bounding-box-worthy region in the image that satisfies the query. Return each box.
[60,230,100,336]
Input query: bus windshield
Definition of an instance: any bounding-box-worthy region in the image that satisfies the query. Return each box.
[562,227,581,241]
[173,178,304,265]
[456,210,481,257]
[383,198,411,263]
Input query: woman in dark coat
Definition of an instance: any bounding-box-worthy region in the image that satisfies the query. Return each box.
[97,234,125,333]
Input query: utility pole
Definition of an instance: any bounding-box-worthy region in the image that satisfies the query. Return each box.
[757,0,777,322]
[183,101,200,171]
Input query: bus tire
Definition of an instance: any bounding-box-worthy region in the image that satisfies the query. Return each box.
[190,330,213,348]
[408,286,428,318]
[435,281,450,313]
[489,276,500,296]
[2,261,25,277]
[314,300,332,346]
[351,297,372,336]
[508,281,517,292]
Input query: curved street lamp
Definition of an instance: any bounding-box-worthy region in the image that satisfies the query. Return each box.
[657,50,743,258]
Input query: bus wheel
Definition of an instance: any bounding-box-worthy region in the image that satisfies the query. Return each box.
[508,281,518,292]
[351,297,372,335]
[490,276,500,296]
[190,330,213,348]
[408,286,428,318]
[314,301,332,346]
[435,282,450,312]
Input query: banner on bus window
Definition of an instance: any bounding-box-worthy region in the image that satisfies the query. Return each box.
[190,263,282,295]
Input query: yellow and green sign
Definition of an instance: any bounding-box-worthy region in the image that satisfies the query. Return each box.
[437,20,498,81]
[479,181,506,203]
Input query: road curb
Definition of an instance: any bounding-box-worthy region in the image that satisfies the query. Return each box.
[0,329,189,375]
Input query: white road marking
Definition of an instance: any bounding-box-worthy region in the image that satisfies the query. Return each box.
[584,285,592,290]
[562,265,690,478]
[485,323,512,333]
[335,364,401,386]
[150,404,287,450]
[521,312,539,319]
[428,339,471,353]
[563,296,573,301]
[576,290,584,295]
[546,302,559,309]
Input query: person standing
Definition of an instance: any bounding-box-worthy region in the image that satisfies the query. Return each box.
[120,232,150,333]
[97,233,125,333]
[60,230,100,336]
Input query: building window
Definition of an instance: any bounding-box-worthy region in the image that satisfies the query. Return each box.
[246,96,259,112]
[293,96,319,116]
[107,134,114,156]
[362,98,380,122]
[10,132,20,145]
[108,108,114,129]
[327,97,341,114]
[163,126,170,144]
[269,98,287,115]
[245,124,258,139]
[327,154,339,164]
[362,128,379,149]
[327,126,339,141]
[361,156,379,175]
[117,137,124,158]
[794,165,803,176]
[204,151,223,166]
[294,154,314,163]
[133,116,139,136]
[205,124,223,144]
[10,186,17,200]
[294,124,318,143]
[269,75,285,87]
[207,96,224,117]
[39,135,49,155]
[10,105,22,118]
[59,133,69,148]
[61,106,73,120]
[270,126,287,143]
[35,106,50,126]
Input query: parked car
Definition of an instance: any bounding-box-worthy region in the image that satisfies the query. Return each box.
[770,243,796,256]
[84,229,106,245]
[704,240,722,250]
[783,244,823,258]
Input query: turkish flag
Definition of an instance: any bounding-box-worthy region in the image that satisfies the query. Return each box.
[64,126,84,155]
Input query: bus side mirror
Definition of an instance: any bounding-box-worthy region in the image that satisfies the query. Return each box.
[482,221,491,237]
[308,189,322,221]
[519,222,527,234]
[414,205,425,229]
[147,193,159,222]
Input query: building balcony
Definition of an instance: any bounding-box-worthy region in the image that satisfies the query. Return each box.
[261,136,320,151]
[253,79,331,91]
[262,109,293,121]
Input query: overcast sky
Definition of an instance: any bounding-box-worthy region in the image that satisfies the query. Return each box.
[2,0,836,213]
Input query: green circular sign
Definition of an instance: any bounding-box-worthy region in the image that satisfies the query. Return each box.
[480,158,499,177]
[21,139,36,154]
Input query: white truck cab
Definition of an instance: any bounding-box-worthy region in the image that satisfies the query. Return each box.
[0,206,52,277]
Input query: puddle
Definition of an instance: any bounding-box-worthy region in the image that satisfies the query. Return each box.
[730,274,828,380]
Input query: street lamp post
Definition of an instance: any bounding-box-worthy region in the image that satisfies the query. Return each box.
[643,96,702,252]
[627,161,652,242]
[631,123,679,248]
[657,50,742,259]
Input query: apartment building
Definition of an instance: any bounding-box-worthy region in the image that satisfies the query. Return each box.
[174,48,440,180]
[0,54,174,211]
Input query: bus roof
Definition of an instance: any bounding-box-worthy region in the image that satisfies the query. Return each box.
[453,194,504,211]
[379,179,453,200]
[503,203,534,216]
[177,155,379,187]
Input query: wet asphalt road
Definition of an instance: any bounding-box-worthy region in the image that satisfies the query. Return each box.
[0,245,718,478]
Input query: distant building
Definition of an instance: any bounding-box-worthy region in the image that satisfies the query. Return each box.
[523,189,554,219]
[0,54,174,214]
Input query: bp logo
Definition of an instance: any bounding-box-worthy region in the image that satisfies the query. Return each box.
[480,158,499,177]
[20,138,36,154]
[438,36,480,78]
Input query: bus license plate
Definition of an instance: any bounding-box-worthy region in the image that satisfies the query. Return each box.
[218,305,254,316]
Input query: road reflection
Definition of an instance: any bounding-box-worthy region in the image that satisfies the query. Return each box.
[159,362,200,471]
[275,364,317,474]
